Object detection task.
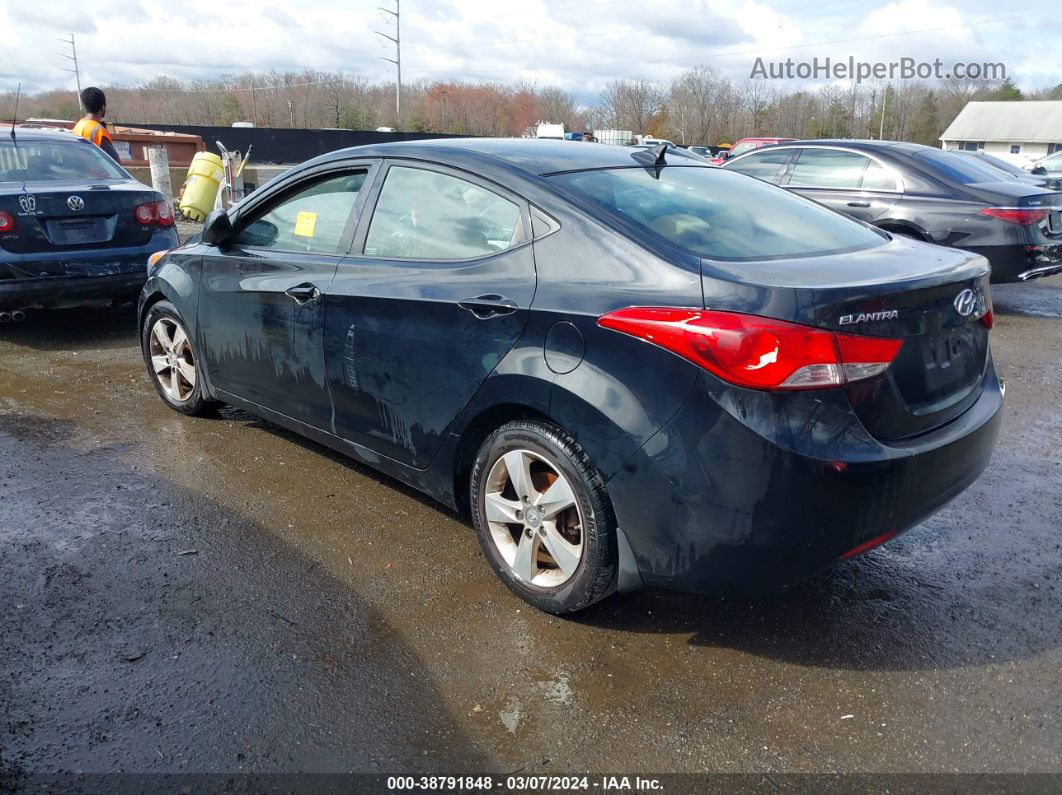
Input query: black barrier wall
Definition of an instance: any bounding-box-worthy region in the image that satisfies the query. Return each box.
[127,125,467,164]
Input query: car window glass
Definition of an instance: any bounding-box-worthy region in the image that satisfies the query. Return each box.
[364,166,521,260]
[912,150,1012,184]
[549,166,884,262]
[728,141,759,157]
[725,149,790,181]
[234,172,366,254]
[860,160,899,190]
[788,149,869,188]
[0,139,127,183]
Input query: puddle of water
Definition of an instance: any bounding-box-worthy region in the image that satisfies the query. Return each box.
[499,697,522,734]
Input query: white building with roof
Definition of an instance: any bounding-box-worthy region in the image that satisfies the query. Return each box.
[940,101,1062,165]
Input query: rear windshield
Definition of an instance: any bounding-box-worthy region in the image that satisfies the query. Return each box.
[0,138,128,183]
[548,166,885,261]
[913,149,1012,185]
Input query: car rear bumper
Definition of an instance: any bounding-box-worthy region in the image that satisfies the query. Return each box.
[966,242,1062,283]
[606,360,1004,596]
[0,231,177,307]
[0,270,148,306]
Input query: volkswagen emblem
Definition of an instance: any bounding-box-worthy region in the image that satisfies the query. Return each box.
[67,195,85,212]
[18,194,36,213]
[953,288,977,317]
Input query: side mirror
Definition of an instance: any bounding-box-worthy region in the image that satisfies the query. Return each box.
[719,151,730,160]
[201,209,233,246]
[1032,165,1047,176]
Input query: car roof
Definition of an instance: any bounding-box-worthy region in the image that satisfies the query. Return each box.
[776,139,937,154]
[5,126,85,143]
[314,137,709,177]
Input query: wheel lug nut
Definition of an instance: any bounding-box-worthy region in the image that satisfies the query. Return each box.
[515,510,523,520]
[522,495,530,504]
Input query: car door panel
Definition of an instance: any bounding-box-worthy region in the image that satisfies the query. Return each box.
[323,162,536,468]
[197,166,376,427]
[781,147,903,223]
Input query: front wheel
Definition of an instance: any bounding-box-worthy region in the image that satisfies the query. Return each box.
[141,300,217,416]
[470,420,617,614]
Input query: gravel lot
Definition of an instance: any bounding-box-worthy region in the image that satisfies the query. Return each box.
[1,276,1060,785]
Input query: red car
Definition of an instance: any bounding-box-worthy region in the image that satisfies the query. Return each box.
[711,137,796,164]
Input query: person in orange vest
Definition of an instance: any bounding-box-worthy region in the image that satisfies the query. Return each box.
[72,87,121,163]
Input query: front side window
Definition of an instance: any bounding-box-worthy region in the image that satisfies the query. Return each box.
[364,166,521,260]
[788,149,870,189]
[725,148,791,181]
[727,141,760,158]
[549,166,885,262]
[234,171,366,254]
[860,159,900,191]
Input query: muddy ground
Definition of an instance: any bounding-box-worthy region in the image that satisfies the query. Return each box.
[1,276,1060,781]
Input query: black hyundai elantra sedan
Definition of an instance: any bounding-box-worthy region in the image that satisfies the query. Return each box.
[139,139,1002,613]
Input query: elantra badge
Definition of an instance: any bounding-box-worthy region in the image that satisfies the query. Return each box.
[67,195,85,211]
[839,310,899,325]
[953,288,977,317]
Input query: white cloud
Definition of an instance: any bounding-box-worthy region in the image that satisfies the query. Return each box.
[0,0,1057,97]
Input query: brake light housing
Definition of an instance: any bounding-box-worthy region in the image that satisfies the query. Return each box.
[597,308,904,391]
[0,210,16,234]
[134,200,175,228]
[980,207,1050,226]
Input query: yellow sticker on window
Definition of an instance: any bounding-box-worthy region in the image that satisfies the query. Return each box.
[294,211,317,237]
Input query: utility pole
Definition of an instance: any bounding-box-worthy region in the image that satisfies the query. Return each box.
[376,0,401,129]
[879,84,889,141]
[250,79,257,127]
[58,34,83,112]
[287,98,295,128]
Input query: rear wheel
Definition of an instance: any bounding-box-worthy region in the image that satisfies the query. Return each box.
[141,300,216,416]
[470,420,617,614]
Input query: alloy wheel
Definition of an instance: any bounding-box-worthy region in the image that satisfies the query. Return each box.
[148,317,196,402]
[483,449,584,587]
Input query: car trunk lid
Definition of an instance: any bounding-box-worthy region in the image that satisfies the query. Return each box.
[702,237,993,440]
[0,181,159,258]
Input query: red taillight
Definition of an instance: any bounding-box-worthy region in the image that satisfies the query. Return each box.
[597,308,904,391]
[980,308,994,329]
[134,201,175,228]
[0,210,16,234]
[840,530,898,559]
[980,207,1050,226]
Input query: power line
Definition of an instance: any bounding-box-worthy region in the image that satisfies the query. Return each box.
[57,34,83,111]
[375,0,402,127]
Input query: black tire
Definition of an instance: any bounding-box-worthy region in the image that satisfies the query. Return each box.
[470,419,617,614]
[140,300,217,417]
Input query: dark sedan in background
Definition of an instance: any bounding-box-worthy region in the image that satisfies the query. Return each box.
[139,139,1002,613]
[723,139,1062,282]
[0,127,178,320]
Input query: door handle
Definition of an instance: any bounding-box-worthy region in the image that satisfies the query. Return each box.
[285,283,321,305]
[847,201,871,208]
[458,294,519,320]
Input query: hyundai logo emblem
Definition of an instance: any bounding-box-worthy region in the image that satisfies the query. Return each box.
[953,288,977,317]
[67,195,85,212]
[18,194,36,213]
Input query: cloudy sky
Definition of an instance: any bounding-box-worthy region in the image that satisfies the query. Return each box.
[0,0,1057,100]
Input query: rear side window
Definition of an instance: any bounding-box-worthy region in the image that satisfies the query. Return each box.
[364,166,521,260]
[234,172,366,254]
[788,149,869,188]
[725,148,791,182]
[549,166,885,262]
[913,149,1014,185]
[860,159,899,191]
